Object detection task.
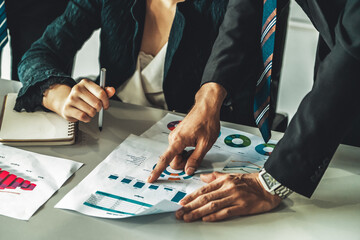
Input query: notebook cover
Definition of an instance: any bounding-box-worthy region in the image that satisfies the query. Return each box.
[0,93,76,146]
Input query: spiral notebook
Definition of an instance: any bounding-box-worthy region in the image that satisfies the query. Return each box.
[0,93,76,146]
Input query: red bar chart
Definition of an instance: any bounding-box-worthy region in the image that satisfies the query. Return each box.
[0,168,37,191]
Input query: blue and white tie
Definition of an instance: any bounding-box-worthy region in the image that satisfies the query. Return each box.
[0,0,8,50]
[254,0,277,142]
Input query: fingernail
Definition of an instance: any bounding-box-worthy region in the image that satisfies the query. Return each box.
[176,209,184,216]
[186,167,195,176]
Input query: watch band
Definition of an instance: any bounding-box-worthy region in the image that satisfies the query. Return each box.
[258,169,293,199]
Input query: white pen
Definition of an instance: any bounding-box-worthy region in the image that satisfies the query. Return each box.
[98,68,106,131]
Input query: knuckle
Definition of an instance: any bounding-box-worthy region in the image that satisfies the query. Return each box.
[210,201,218,210]
[72,84,81,92]
[69,93,77,101]
[89,108,97,117]
[183,213,193,222]
[191,211,201,219]
[80,78,90,84]
[98,90,107,99]
[200,195,210,205]
[233,175,243,184]
[223,174,233,181]
[223,184,236,194]
[199,187,207,195]
[170,134,182,144]
[95,100,102,110]
[225,208,233,216]
[224,180,236,189]
[181,196,191,203]
[158,155,168,164]
[230,182,237,189]
[79,112,88,122]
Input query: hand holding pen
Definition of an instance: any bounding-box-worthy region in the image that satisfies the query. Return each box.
[43,68,116,124]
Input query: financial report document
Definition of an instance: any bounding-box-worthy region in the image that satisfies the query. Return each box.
[55,135,230,218]
[141,113,278,173]
[0,145,83,220]
[56,114,278,219]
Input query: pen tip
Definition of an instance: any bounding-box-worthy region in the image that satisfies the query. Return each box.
[99,127,102,132]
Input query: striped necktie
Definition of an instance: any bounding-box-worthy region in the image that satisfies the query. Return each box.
[0,0,8,50]
[254,0,277,142]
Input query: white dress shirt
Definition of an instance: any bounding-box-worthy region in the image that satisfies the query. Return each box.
[116,43,168,109]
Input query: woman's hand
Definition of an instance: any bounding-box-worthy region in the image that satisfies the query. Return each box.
[42,79,115,122]
[175,172,282,222]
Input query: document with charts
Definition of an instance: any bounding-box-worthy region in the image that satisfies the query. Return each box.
[141,113,278,173]
[0,145,83,220]
[55,134,231,218]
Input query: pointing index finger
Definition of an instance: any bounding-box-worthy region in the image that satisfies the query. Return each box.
[147,143,183,183]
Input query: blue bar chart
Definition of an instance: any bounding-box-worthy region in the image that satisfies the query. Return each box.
[82,175,188,216]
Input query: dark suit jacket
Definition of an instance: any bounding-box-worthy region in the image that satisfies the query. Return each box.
[204,0,360,197]
[16,0,250,121]
[201,0,290,126]
[266,0,360,197]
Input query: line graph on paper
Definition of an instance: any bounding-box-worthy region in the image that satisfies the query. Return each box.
[223,155,264,173]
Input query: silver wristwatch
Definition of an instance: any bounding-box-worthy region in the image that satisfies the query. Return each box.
[258,169,293,199]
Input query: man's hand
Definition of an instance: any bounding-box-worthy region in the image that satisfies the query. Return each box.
[42,79,115,122]
[175,172,282,222]
[148,83,227,183]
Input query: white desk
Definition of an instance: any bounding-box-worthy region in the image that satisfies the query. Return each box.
[1,79,359,240]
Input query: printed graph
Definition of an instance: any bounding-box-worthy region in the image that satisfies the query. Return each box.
[224,161,263,173]
[104,174,189,214]
[84,191,151,216]
[152,164,192,181]
[110,176,187,201]
[0,168,36,191]
[255,143,276,156]
[224,134,252,148]
[167,121,181,131]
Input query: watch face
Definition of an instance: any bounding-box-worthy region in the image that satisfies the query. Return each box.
[263,173,280,190]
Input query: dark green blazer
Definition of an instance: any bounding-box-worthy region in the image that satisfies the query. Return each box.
[16,0,248,120]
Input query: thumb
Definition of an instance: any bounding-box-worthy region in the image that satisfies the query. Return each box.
[105,87,116,98]
[184,141,210,176]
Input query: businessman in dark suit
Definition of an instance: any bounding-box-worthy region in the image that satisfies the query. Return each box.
[150,0,360,222]
[149,0,289,179]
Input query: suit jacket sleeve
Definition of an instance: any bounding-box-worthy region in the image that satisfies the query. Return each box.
[265,0,360,198]
[16,0,101,110]
[200,0,263,99]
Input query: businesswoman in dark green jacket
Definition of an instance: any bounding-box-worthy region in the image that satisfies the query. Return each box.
[16,0,256,125]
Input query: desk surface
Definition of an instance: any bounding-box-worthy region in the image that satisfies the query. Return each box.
[1,79,359,240]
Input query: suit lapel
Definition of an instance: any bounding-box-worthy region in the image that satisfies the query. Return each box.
[164,7,185,80]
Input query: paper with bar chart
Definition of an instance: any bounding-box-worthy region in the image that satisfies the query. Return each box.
[55,134,230,218]
[0,144,83,220]
[141,113,278,174]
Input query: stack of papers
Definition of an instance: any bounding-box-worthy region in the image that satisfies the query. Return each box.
[141,114,277,173]
[0,113,278,220]
[55,113,277,219]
